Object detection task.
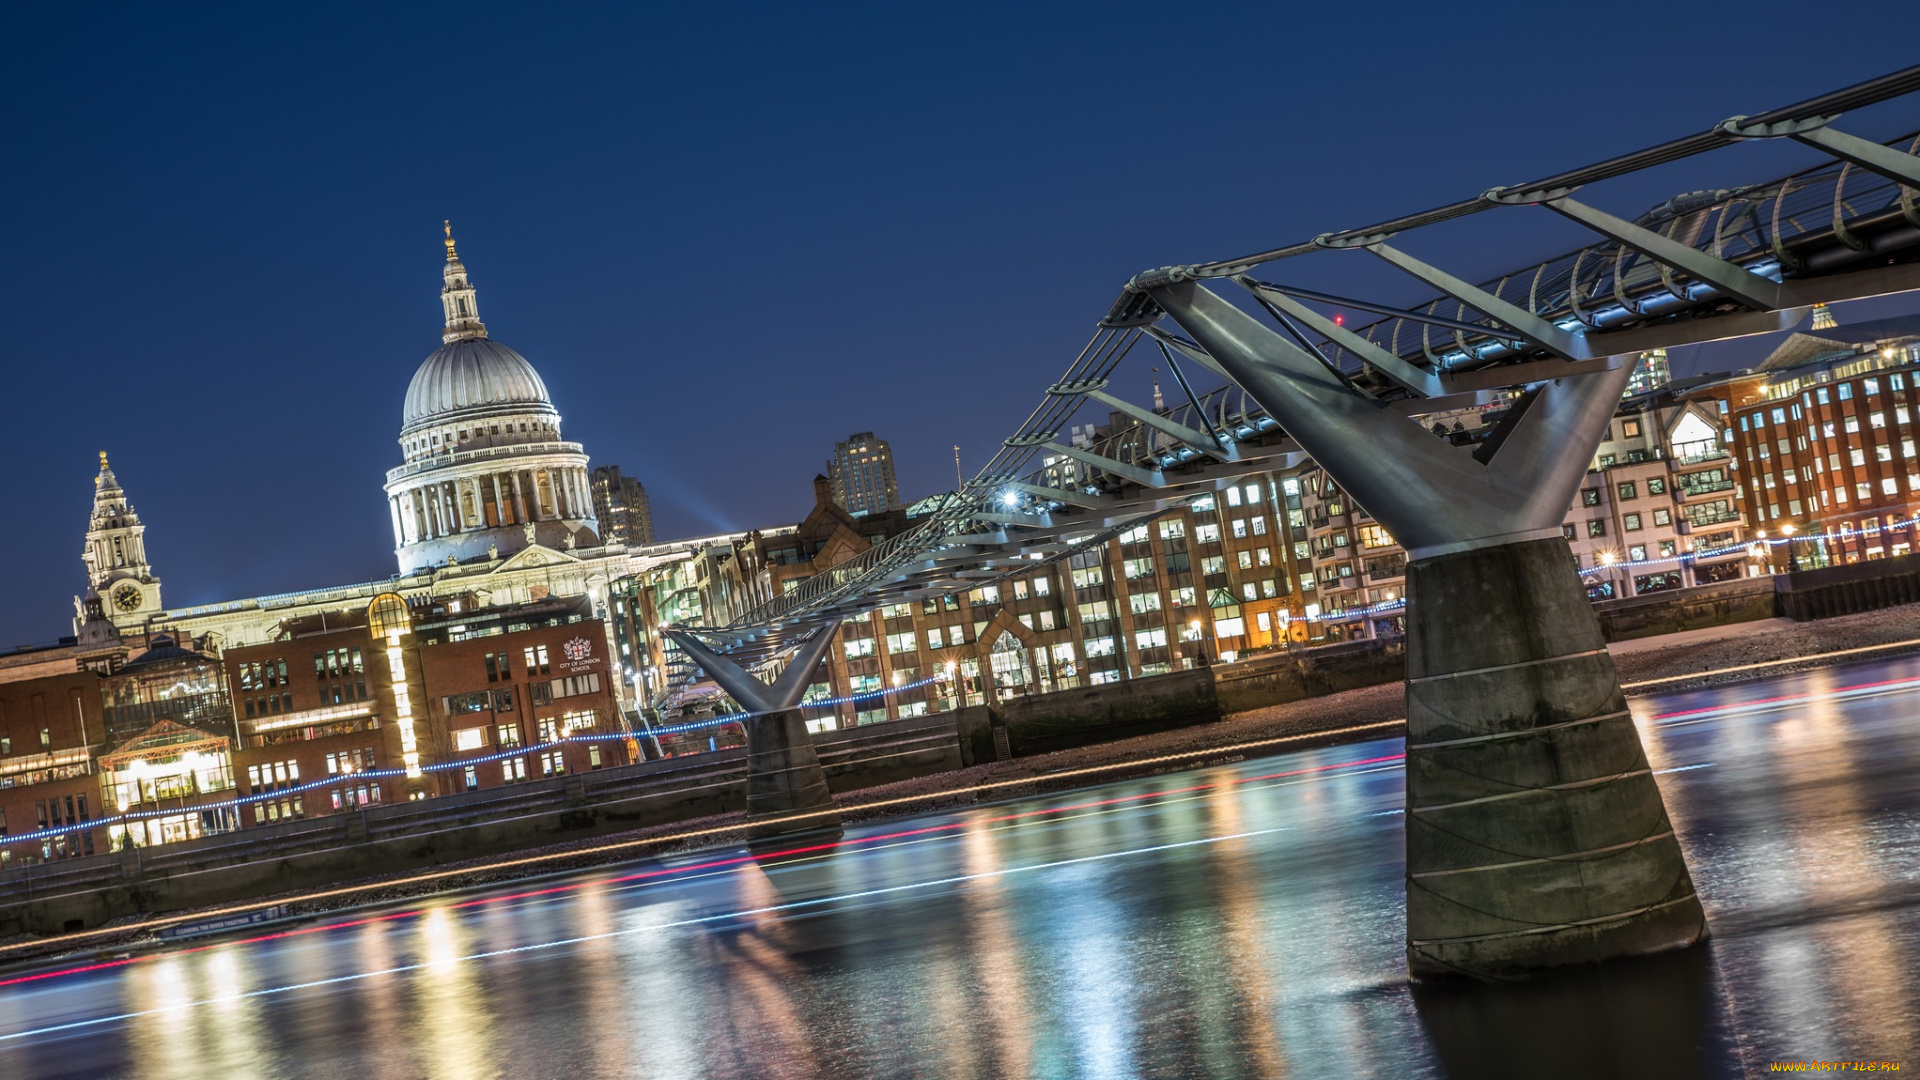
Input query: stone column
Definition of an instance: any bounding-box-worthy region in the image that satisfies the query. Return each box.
[1403,536,1703,979]
[742,708,838,841]
[511,472,531,524]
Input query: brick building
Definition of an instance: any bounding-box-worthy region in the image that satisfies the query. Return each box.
[1728,314,1920,566]
[409,594,627,790]
[224,616,408,824]
[0,647,105,866]
[225,592,632,811]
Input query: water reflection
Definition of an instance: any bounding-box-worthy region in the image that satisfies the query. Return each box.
[699,863,823,1078]
[1204,770,1289,1078]
[409,906,500,1080]
[959,816,1036,1080]
[1413,947,1742,1080]
[8,657,1920,1078]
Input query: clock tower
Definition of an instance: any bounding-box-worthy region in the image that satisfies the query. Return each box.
[75,451,163,629]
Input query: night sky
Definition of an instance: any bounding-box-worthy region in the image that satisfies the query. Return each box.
[4,4,1917,646]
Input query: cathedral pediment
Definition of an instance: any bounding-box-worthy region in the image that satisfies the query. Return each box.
[492,543,584,572]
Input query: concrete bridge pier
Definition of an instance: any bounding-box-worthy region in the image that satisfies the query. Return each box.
[1144,278,1706,980]
[666,626,843,843]
[1402,536,1703,978]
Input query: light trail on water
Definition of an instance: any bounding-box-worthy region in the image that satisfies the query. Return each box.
[0,753,1405,991]
[1643,673,1920,727]
[0,816,1343,1045]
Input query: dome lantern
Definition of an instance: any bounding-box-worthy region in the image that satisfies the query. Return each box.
[440,220,488,345]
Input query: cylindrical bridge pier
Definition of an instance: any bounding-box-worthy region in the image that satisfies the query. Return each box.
[1402,537,1705,979]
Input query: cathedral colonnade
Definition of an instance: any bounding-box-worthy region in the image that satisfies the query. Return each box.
[387,459,596,549]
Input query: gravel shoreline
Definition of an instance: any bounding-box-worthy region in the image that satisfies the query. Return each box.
[7,604,1919,967]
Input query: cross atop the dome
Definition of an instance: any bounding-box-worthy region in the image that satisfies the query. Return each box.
[444,219,458,263]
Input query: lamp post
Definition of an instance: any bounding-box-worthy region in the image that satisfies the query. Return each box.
[1748,530,1773,578]
[1597,549,1620,598]
[624,665,662,760]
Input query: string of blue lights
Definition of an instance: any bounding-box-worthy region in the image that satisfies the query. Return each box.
[1314,516,1920,625]
[2,674,951,847]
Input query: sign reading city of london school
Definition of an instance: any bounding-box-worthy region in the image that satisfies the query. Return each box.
[560,635,601,673]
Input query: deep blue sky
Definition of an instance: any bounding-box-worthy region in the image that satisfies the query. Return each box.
[3,3,1917,646]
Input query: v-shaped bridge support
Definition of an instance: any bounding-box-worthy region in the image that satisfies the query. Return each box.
[667,625,843,840]
[1149,279,1627,555]
[1146,280,1706,981]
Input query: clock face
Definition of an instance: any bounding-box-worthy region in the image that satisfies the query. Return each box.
[112,584,142,612]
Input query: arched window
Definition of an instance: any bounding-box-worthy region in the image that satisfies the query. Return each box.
[368,593,413,639]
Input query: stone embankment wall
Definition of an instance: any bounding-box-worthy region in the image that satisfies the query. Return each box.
[1213,639,1405,715]
[1592,578,1778,641]
[0,670,1223,936]
[1774,553,1920,621]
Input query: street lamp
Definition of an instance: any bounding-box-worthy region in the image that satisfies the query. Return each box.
[1596,549,1622,599]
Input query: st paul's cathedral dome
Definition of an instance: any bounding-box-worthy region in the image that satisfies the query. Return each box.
[382,225,600,574]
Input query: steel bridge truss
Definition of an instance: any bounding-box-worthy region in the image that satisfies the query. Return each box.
[672,64,1920,685]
